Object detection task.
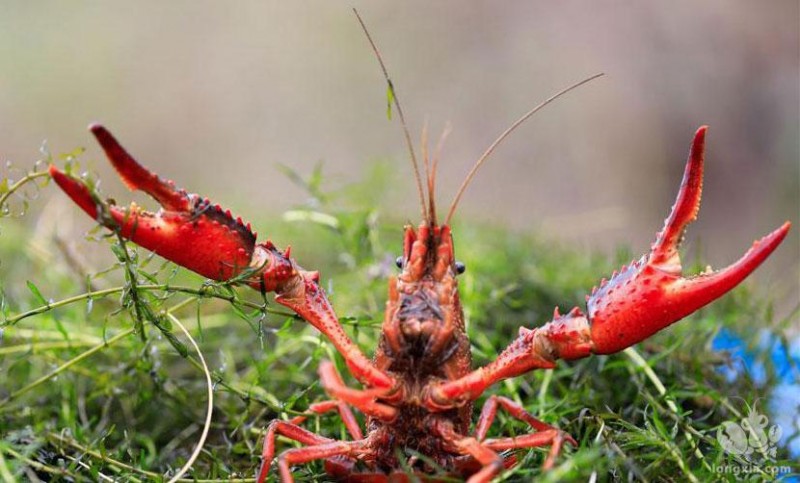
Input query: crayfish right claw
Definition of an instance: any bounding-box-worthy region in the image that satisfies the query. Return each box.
[649,126,706,273]
[587,127,790,355]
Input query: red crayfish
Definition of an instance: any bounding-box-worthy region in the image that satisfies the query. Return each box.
[47,16,790,483]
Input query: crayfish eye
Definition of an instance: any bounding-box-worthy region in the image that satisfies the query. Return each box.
[455,261,466,274]
[395,256,404,269]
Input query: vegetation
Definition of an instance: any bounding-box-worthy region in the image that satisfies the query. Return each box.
[0,156,796,482]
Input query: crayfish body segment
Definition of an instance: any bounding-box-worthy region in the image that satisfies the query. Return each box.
[50,124,789,482]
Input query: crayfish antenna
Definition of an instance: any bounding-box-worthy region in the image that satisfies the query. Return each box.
[421,120,435,226]
[353,8,429,224]
[428,123,451,227]
[444,73,604,226]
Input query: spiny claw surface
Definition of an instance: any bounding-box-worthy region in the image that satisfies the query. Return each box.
[49,124,257,281]
[588,127,790,354]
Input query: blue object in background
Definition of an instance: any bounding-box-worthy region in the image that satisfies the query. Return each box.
[711,328,800,478]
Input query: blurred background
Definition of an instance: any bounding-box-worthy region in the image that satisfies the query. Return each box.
[1,2,797,317]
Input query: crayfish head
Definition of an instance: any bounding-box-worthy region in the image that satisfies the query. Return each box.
[398,223,460,283]
[380,223,468,372]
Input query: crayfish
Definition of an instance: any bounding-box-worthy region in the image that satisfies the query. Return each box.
[47,15,790,483]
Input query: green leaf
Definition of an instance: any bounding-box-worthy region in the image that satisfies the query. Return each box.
[110,243,127,262]
[386,83,395,120]
[195,301,204,342]
[157,314,173,331]
[282,210,340,230]
[276,163,309,192]
[58,146,86,161]
[230,302,252,326]
[0,286,9,320]
[276,316,294,337]
[26,280,47,306]
[310,162,324,191]
[52,313,69,341]
[138,269,159,284]
[151,313,187,357]
[276,162,327,202]
[162,329,188,358]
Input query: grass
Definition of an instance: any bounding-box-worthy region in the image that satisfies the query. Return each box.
[0,156,797,482]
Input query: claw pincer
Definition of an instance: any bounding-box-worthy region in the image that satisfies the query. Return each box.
[49,124,395,393]
[49,124,315,297]
[49,124,258,282]
[430,127,789,407]
[585,127,790,354]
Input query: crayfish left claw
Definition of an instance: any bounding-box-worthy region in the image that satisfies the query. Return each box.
[52,124,397,395]
[90,124,193,212]
[587,127,790,355]
[50,124,257,281]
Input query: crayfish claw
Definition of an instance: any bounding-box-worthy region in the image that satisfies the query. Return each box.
[678,221,790,299]
[90,123,193,211]
[650,125,706,272]
[587,127,790,355]
[48,165,102,221]
[51,125,258,281]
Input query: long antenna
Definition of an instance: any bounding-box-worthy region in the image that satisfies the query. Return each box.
[428,123,451,227]
[353,8,428,223]
[421,120,433,224]
[445,72,605,225]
